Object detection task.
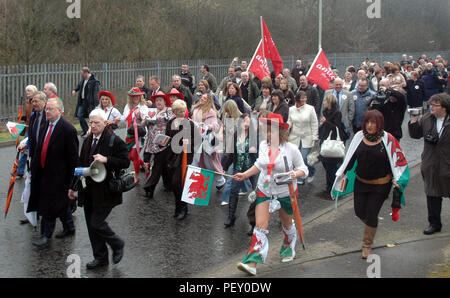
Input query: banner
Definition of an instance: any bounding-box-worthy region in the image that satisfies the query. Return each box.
[248,39,271,80]
[261,17,283,75]
[181,165,215,206]
[306,48,336,90]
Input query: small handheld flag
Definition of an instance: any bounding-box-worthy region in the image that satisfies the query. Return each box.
[6,122,26,140]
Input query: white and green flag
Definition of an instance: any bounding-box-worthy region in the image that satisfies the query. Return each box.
[181,165,215,206]
[6,122,26,140]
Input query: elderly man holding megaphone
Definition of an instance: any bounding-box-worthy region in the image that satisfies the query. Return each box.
[69,108,130,270]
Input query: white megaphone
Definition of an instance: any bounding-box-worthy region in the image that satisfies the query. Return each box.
[74,160,107,183]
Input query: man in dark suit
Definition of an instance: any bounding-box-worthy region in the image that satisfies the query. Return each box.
[72,67,101,137]
[27,98,79,249]
[18,91,48,225]
[69,109,129,269]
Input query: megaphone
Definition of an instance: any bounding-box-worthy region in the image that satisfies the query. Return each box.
[74,160,107,183]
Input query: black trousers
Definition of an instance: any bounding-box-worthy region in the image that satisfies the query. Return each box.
[170,164,188,215]
[321,159,341,192]
[427,196,443,229]
[353,180,392,228]
[84,200,123,261]
[144,150,172,191]
[40,205,75,238]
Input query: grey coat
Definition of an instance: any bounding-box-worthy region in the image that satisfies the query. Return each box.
[408,113,450,197]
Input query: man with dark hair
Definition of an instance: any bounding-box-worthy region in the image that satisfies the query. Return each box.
[370,79,407,140]
[136,75,150,100]
[72,67,101,137]
[297,75,321,117]
[200,64,218,93]
[180,64,196,94]
[409,93,450,235]
[352,78,376,133]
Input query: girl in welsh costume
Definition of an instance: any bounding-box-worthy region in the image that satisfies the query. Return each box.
[232,113,308,276]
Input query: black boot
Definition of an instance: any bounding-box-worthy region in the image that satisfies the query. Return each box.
[177,206,188,220]
[224,195,238,228]
[144,185,155,199]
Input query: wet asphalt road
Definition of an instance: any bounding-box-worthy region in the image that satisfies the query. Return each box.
[0,117,422,278]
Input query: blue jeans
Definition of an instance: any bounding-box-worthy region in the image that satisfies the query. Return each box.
[17,132,28,175]
[220,164,252,203]
[299,145,316,181]
[77,105,89,134]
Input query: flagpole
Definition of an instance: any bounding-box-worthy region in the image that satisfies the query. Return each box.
[260,16,265,60]
[318,0,322,51]
[188,165,235,179]
[247,39,263,71]
[305,48,321,78]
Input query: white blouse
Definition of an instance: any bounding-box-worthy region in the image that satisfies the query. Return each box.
[96,105,122,122]
[254,141,309,198]
[120,104,149,127]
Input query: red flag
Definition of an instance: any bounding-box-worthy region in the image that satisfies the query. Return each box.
[261,17,283,75]
[248,39,271,80]
[306,48,336,90]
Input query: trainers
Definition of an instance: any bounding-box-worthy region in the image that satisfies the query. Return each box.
[306,176,314,183]
[216,183,225,191]
[281,250,296,263]
[221,201,229,206]
[298,180,305,185]
[237,262,257,276]
[238,192,247,196]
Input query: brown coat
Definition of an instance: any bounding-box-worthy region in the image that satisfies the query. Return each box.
[408,113,450,197]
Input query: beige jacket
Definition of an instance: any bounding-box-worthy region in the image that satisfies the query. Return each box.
[287,104,319,148]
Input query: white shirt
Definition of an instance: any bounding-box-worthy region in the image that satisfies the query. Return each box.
[96,106,122,122]
[437,116,445,137]
[254,141,309,198]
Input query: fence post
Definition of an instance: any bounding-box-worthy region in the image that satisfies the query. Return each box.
[103,62,108,90]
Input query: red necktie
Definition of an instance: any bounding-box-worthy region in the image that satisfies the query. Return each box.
[40,123,53,168]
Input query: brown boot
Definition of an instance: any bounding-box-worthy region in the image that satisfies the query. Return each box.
[361,225,377,259]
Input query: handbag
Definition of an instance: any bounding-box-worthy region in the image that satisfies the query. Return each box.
[320,127,345,158]
[109,169,136,193]
[127,124,146,138]
[106,134,136,193]
[307,141,320,166]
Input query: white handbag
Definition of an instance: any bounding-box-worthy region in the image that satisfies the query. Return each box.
[320,127,345,158]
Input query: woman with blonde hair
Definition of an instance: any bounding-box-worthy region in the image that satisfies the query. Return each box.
[120,87,149,184]
[192,93,226,190]
[218,99,243,206]
[96,91,121,131]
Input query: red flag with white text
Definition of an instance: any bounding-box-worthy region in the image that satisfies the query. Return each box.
[248,39,271,80]
[306,48,336,90]
[261,17,283,75]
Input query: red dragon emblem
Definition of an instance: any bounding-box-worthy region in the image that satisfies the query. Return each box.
[188,171,210,200]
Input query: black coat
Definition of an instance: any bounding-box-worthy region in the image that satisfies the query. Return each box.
[165,118,202,169]
[73,75,101,118]
[77,129,130,210]
[27,118,79,218]
[406,79,427,108]
[174,84,194,111]
[27,110,47,161]
[268,100,290,123]
[319,108,348,163]
[371,90,407,140]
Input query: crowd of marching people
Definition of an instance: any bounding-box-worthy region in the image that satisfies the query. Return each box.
[15,53,449,274]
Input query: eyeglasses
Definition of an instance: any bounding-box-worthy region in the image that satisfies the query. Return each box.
[430,103,441,107]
